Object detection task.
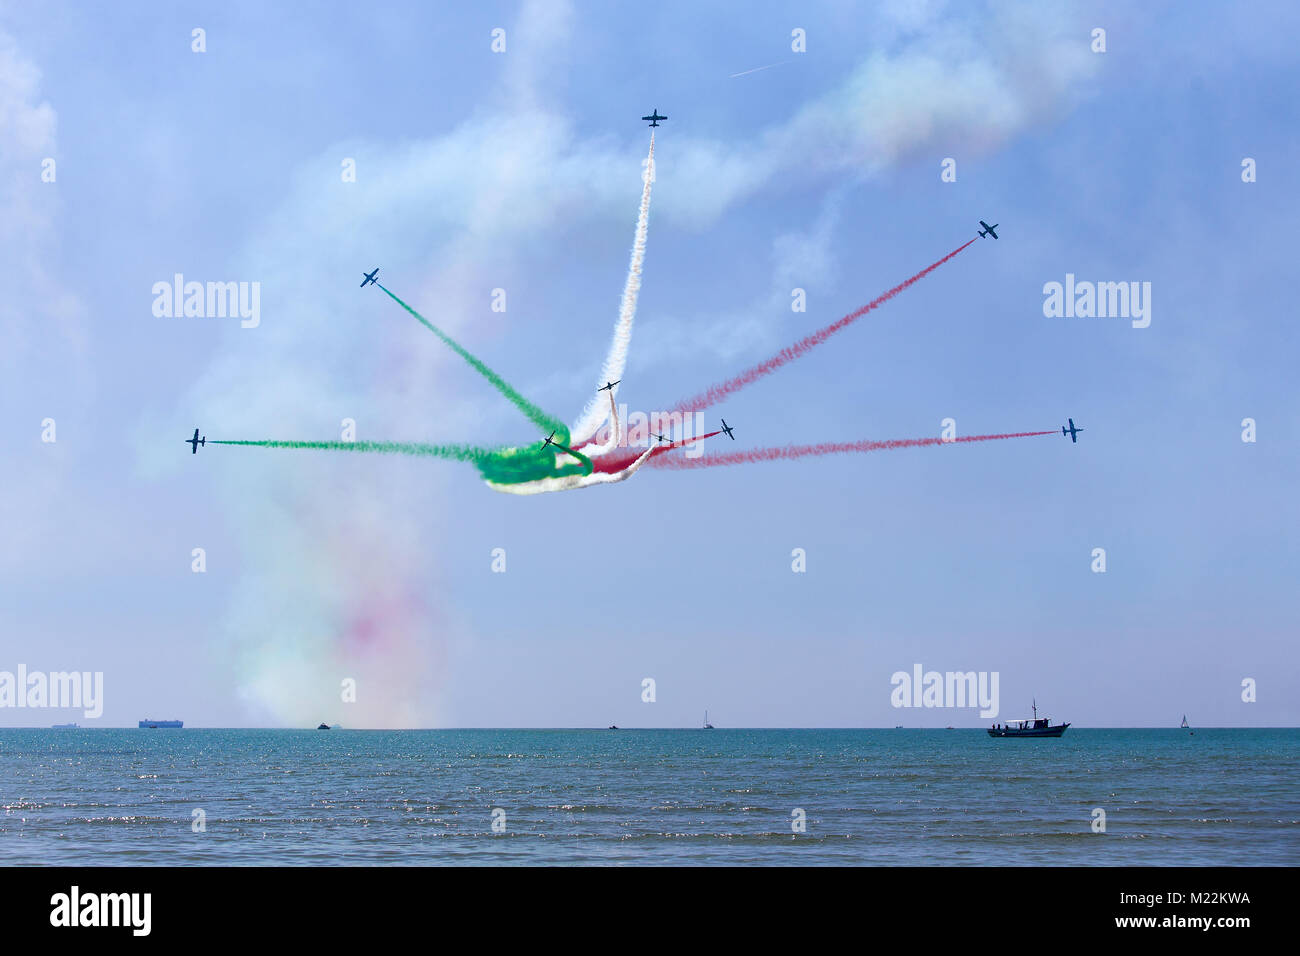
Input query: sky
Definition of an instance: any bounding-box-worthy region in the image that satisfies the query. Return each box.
[1,0,1296,728]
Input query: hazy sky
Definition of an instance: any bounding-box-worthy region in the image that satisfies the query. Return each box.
[2,1,1296,728]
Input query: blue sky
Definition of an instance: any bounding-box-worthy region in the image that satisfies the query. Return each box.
[2,1,1296,727]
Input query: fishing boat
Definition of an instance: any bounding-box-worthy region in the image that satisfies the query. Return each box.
[703,710,714,729]
[987,700,1069,738]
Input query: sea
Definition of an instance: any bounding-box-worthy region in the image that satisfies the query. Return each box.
[1,728,1295,866]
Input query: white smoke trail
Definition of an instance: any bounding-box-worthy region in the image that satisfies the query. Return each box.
[569,132,656,447]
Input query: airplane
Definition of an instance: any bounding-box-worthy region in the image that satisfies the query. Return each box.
[978,220,999,240]
[360,268,379,288]
[186,428,205,454]
[720,419,735,440]
[653,433,672,444]
[541,430,586,462]
[598,380,620,393]
[641,109,667,127]
[1062,418,1084,443]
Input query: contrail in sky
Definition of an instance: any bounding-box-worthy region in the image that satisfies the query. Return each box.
[730,60,790,78]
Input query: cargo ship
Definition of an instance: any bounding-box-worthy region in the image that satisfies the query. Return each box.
[138,719,183,728]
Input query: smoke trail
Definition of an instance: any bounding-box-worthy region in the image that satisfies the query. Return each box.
[489,430,722,494]
[673,238,978,413]
[377,283,567,439]
[210,439,495,462]
[212,437,595,485]
[730,61,790,78]
[648,430,1055,469]
[589,430,722,474]
[570,132,657,445]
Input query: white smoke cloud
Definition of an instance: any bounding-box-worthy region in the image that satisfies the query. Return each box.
[158,0,1101,725]
[0,31,91,581]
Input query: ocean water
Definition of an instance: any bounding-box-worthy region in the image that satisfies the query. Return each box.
[1,728,1295,865]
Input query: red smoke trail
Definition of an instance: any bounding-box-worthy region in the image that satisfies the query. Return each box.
[647,430,1056,469]
[590,430,722,474]
[673,238,978,413]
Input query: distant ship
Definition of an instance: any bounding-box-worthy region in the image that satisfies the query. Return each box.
[316,722,331,730]
[987,700,1069,738]
[703,710,714,729]
[138,719,183,728]
[52,722,78,729]
[608,724,618,730]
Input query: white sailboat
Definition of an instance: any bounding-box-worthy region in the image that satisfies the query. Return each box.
[1180,714,1189,729]
[703,710,714,729]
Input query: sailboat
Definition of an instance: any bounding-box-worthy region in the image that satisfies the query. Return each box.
[703,710,714,729]
[1180,715,1189,729]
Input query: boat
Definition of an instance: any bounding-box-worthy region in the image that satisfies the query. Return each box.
[51,722,78,729]
[987,700,1069,738]
[316,722,331,730]
[608,724,618,730]
[1181,715,1189,728]
[703,710,714,729]
[138,719,183,729]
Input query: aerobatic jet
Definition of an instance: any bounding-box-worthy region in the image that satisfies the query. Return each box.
[360,268,379,287]
[978,221,999,239]
[641,109,667,127]
[598,380,620,392]
[1062,418,1084,443]
[186,428,206,454]
[720,419,736,440]
[540,430,582,459]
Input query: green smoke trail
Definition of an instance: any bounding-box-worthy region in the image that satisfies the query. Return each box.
[211,438,594,483]
[209,439,495,462]
[377,283,568,444]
